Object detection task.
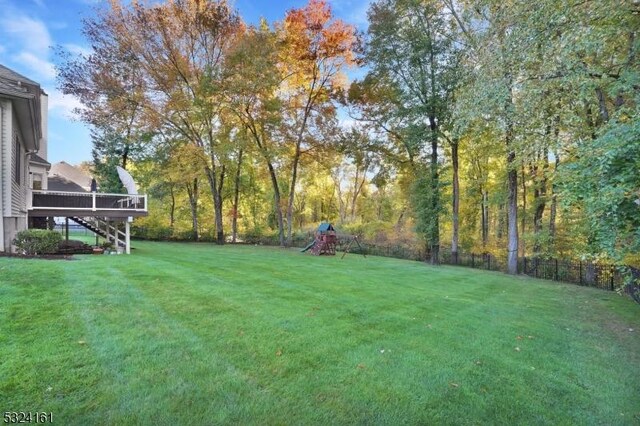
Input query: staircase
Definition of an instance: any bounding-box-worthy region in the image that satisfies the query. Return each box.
[70,216,126,247]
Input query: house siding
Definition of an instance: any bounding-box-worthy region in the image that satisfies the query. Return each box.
[10,118,27,215]
[0,100,4,250]
[1,100,11,218]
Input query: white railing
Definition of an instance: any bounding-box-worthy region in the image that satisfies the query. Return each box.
[30,190,147,212]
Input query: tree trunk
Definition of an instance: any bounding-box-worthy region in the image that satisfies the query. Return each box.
[549,151,559,240]
[451,140,459,264]
[520,164,526,257]
[186,178,199,241]
[532,148,548,256]
[245,123,285,246]
[507,150,519,274]
[429,116,440,265]
[286,142,302,246]
[169,184,175,230]
[267,162,286,246]
[286,87,315,246]
[231,149,243,243]
[595,87,609,124]
[482,189,489,249]
[204,161,225,245]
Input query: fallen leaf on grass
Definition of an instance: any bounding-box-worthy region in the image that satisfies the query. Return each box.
[78,340,86,345]
[275,349,282,357]
[475,360,482,365]
[357,363,366,369]
[449,383,459,388]
[516,336,523,340]
[514,347,521,352]
[528,335,534,339]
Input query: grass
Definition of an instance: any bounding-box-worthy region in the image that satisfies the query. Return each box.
[1,242,639,425]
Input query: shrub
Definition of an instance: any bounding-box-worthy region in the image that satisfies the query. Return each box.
[13,229,62,255]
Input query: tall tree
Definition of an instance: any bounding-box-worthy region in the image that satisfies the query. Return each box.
[363,0,459,264]
[58,0,244,244]
[278,0,357,244]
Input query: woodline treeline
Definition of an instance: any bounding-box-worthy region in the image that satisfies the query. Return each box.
[56,0,640,272]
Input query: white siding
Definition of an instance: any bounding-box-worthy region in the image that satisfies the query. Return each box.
[1,100,10,218]
[0,101,4,251]
[10,114,27,215]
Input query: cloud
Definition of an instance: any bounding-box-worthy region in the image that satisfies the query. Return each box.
[45,86,84,119]
[13,51,56,80]
[1,15,52,55]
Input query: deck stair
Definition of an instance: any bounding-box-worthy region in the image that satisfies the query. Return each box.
[70,216,126,247]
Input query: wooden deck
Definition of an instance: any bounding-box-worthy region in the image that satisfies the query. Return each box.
[28,190,148,218]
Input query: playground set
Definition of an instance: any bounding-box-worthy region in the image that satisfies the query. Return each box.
[301,222,365,258]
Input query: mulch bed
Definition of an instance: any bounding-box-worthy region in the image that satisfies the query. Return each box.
[0,251,75,260]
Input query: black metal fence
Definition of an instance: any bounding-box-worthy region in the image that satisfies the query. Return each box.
[287,236,639,299]
[132,229,640,301]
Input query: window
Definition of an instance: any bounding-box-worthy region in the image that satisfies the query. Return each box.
[13,135,21,185]
[32,173,42,190]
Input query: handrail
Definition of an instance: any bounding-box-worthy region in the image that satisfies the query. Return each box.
[30,190,147,212]
[32,190,137,197]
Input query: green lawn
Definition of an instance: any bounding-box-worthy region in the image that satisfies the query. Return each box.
[1,242,639,425]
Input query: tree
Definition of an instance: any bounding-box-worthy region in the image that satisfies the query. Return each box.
[362,0,460,264]
[58,0,244,244]
[278,0,357,244]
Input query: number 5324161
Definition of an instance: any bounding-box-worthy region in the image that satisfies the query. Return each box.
[3,412,53,423]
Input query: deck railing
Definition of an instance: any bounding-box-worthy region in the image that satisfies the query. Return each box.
[30,190,147,213]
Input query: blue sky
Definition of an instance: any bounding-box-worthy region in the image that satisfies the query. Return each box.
[0,0,371,165]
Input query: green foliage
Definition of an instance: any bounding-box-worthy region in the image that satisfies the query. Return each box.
[413,168,446,244]
[560,118,640,260]
[91,127,127,193]
[12,229,62,255]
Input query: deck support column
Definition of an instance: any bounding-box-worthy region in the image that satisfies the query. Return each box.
[126,219,131,254]
[65,217,69,241]
[114,221,119,251]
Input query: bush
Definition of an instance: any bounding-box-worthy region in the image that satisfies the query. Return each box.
[13,229,62,255]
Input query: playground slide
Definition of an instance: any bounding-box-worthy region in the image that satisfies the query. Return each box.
[301,240,316,252]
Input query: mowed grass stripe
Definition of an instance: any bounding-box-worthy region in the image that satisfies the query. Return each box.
[1,242,638,425]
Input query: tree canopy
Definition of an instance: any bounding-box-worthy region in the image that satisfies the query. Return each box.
[57,0,639,267]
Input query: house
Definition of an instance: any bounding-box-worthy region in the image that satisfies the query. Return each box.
[0,64,147,254]
[0,64,48,252]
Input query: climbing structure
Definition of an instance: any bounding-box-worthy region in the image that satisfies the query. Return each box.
[301,223,337,256]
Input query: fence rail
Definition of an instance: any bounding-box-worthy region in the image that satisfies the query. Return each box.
[246,235,639,300]
[129,230,640,302]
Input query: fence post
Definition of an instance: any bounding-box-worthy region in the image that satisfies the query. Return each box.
[610,266,615,291]
[555,259,559,281]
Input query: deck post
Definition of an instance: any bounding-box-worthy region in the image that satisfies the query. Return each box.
[125,219,131,254]
[114,221,119,251]
[65,217,69,241]
[105,220,110,245]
